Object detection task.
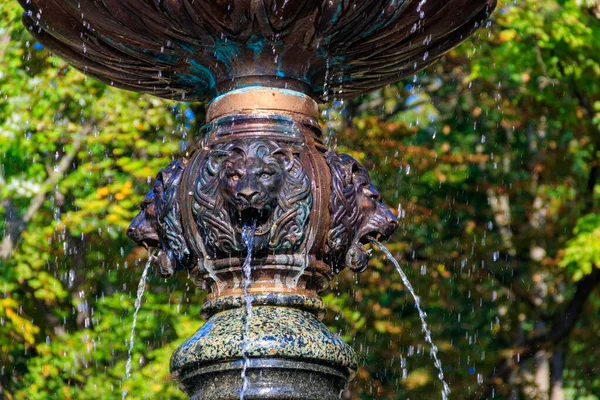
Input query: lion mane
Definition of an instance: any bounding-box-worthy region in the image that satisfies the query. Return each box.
[326,151,398,272]
[326,152,362,270]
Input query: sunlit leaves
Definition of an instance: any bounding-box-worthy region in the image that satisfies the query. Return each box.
[0,1,198,398]
[560,214,600,280]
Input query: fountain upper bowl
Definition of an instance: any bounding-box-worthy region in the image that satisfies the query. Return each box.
[20,0,496,102]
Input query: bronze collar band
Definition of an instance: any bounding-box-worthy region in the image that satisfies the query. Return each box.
[206,87,320,122]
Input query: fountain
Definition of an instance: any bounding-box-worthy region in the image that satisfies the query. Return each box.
[18,1,496,398]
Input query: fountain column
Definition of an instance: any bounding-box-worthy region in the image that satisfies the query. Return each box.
[122,83,399,399]
[166,86,365,399]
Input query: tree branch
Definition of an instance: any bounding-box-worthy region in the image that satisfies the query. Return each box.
[480,268,600,398]
[0,125,91,260]
[0,34,11,62]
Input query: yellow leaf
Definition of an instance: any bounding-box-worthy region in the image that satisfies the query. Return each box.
[97,187,110,198]
[1,298,18,308]
[406,368,432,389]
[499,29,517,42]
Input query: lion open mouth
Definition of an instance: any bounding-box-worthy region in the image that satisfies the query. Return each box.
[234,206,272,236]
[357,215,399,246]
[360,231,386,245]
[127,224,160,249]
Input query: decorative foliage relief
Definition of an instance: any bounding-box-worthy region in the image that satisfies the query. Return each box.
[20,0,495,102]
[128,146,398,276]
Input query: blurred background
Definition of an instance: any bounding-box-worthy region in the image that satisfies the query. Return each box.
[1,0,600,398]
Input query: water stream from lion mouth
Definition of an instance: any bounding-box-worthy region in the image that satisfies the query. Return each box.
[121,251,155,400]
[369,238,451,400]
[240,222,256,400]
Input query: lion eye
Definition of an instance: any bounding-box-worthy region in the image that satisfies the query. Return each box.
[229,174,240,181]
[260,173,271,180]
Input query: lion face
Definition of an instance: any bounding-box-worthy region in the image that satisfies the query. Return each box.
[127,159,191,276]
[128,177,162,249]
[220,148,288,236]
[194,140,311,256]
[346,167,398,272]
[326,152,398,273]
[354,178,399,245]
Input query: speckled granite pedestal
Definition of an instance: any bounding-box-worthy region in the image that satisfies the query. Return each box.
[171,295,358,400]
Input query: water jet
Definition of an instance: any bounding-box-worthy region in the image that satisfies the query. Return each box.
[18,1,496,398]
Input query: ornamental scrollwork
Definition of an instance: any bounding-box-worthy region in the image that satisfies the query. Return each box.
[128,145,398,278]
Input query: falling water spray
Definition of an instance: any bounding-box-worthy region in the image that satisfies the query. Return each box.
[240,222,256,400]
[369,238,451,400]
[122,251,156,399]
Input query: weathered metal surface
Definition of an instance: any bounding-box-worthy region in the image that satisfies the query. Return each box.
[206,87,320,121]
[190,138,313,256]
[20,0,495,102]
[326,152,399,273]
[126,96,399,291]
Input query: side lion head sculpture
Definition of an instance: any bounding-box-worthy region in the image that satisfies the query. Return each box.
[192,140,312,256]
[127,159,193,276]
[326,152,399,273]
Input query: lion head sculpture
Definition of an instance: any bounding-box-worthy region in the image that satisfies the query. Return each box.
[326,152,398,273]
[192,140,312,256]
[127,159,194,277]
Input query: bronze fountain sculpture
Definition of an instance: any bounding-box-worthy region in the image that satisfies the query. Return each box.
[19,1,496,398]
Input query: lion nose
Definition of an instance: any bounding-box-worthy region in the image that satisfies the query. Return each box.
[237,189,259,202]
[127,225,136,237]
[127,217,141,240]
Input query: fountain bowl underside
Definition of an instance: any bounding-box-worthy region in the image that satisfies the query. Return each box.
[20,0,496,102]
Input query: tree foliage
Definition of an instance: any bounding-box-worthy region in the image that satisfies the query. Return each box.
[1,0,600,399]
